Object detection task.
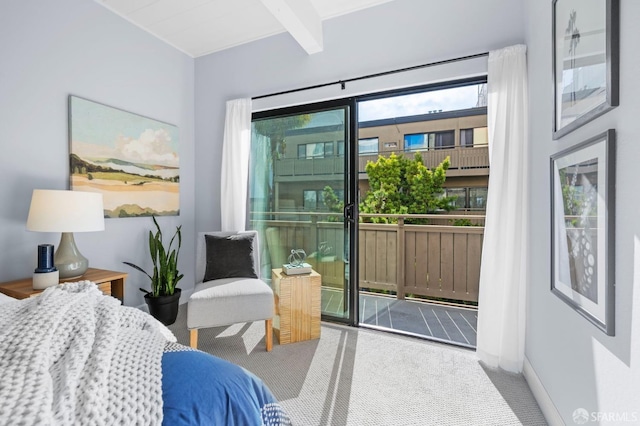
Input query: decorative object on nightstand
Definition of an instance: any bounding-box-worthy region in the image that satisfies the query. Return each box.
[32,244,59,290]
[26,189,105,279]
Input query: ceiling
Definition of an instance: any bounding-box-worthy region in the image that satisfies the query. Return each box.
[96,0,393,58]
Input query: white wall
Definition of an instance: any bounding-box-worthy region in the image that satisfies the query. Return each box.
[194,0,525,232]
[525,0,640,423]
[0,0,195,307]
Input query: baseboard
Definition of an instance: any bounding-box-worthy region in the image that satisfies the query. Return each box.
[523,356,564,426]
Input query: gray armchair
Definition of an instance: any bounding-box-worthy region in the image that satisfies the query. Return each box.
[187,231,274,351]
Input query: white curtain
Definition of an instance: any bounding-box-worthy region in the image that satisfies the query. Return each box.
[476,45,529,373]
[220,98,252,232]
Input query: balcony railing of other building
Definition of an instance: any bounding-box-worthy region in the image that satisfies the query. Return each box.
[250,212,484,305]
[273,156,344,179]
[358,146,489,177]
[272,146,489,179]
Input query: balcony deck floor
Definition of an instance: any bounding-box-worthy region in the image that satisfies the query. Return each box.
[322,288,478,349]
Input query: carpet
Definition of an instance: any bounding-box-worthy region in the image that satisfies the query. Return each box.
[168,307,546,425]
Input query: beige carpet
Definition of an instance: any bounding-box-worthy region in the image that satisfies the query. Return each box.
[168,307,546,426]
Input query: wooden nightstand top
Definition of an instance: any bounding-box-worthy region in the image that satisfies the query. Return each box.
[0,268,127,301]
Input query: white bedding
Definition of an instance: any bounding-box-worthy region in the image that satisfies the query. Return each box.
[0,292,15,305]
[0,281,174,425]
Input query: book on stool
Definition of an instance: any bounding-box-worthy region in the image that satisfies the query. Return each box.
[282,262,312,275]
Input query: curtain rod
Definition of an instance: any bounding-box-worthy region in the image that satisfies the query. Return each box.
[252,51,489,101]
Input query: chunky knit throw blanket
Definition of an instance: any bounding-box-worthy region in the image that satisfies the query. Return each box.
[0,281,174,425]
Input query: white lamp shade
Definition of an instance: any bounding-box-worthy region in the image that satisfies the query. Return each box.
[26,189,105,232]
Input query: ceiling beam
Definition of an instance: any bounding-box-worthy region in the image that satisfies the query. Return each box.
[259,0,323,54]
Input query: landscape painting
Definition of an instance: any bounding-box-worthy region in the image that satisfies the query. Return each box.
[69,96,179,218]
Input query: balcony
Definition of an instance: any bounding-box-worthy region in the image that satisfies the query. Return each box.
[273,157,343,181]
[359,146,489,178]
[272,146,489,181]
[251,212,484,348]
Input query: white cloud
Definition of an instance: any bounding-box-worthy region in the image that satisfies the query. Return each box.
[358,85,483,122]
[115,129,178,167]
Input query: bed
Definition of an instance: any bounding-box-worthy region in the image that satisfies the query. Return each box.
[0,281,290,425]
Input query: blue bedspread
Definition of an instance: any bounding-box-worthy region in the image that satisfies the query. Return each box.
[162,347,290,425]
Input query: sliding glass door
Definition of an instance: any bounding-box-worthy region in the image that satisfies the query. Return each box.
[249,99,358,323]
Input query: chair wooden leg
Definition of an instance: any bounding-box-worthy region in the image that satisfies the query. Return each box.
[265,319,273,352]
[189,329,198,349]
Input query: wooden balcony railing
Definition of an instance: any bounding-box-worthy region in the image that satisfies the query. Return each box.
[272,146,489,179]
[250,212,484,304]
[273,157,344,178]
[359,146,489,174]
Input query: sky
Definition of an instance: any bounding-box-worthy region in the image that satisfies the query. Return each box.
[70,96,179,167]
[358,84,485,122]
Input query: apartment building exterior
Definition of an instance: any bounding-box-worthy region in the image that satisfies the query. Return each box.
[268,107,489,213]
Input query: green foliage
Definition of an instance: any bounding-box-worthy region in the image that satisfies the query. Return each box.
[253,114,311,158]
[359,152,455,223]
[322,185,344,222]
[123,216,183,297]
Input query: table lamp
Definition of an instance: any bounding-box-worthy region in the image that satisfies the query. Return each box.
[26,189,105,279]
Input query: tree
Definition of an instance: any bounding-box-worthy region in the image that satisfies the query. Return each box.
[254,115,311,158]
[322,185,344,222]
[359,152,455,223]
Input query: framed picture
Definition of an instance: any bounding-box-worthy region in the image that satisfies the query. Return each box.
[552,0,619,139]
[550,129,615,335]
[69,96,180,218]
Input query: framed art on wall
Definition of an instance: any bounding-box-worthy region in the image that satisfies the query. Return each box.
[69,96,180,218]
[550,129,615,335]
[552,0,619,139]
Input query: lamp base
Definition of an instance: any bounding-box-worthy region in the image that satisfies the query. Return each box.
[55,232,89,279]
[33,270,59,290]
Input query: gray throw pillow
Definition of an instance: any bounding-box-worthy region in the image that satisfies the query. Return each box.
[203,234,258,281]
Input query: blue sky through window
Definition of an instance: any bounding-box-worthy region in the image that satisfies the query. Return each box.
[358,83,486,122]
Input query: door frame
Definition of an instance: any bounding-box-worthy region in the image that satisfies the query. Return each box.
[252,97,360,326]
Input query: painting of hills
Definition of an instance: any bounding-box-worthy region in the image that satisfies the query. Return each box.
[69,96,179,218]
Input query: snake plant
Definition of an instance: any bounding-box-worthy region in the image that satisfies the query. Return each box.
[123,216,183,297]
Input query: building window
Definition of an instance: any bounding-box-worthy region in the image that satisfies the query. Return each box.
[303,190,318,209]
[445,187,488,210]
[461,127,488,147]
[404,131,454,151]
[297,142,334,159]
[445,188,467,210]
[337,142,345,157]
[358,138,378,155]
[303,189,345,210]
[469,187,488,209]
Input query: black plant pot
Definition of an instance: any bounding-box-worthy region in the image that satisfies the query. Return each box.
[144,288,181,326]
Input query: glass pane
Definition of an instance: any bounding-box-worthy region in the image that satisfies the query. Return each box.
[447,188,467,209]
[303,190,317,210]
[404,133,428,151]
[461,129,473,147]
[358,137,378,154]
[250,108,350,321]
[359,82,488,121]
[324,142,334,157]
[469,187,488,209]
[435,131,455,149]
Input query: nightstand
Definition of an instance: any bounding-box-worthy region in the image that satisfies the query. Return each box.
[0,268,127,303]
